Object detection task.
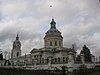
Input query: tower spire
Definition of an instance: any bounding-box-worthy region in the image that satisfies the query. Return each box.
[50,18,56,29]
[16,32,19,40]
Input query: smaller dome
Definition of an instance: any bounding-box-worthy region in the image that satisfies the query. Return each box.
[13,40,21,45]
[13,33,21,45]
[14,40,21,44]
[46,28,61,37]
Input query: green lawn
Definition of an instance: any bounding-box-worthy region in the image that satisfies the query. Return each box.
[86,71,100,75]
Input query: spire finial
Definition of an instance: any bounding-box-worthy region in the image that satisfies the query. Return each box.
[50,18,56,29]
[16,32,19,40]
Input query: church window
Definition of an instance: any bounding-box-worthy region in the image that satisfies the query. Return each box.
[58,57,60,62]
[42,58,44,64]
[63,57,65,62]
[66,57,68,63]
[50,42,52,46]
[55,41,57,46]
[55,58,57,62]
[15,45,16,48]
[17,52,19,57]
[17,45,20,47]
[34,55,36,59]
[39,55,42,64]
[37,55,38,58]
[47,58,49,63]
[59,41,61,46]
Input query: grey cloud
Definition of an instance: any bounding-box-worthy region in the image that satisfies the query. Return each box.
[0,0,100,57]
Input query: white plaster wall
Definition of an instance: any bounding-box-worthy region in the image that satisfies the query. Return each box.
[12,49,21,58]
[44,37,63,48]
[54,52,68,58]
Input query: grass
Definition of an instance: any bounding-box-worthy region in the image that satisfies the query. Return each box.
[86,70,100,75]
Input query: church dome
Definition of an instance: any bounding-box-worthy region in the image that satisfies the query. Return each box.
[45,19,62,38]
[13,40,21,45]
[44,19,63,48]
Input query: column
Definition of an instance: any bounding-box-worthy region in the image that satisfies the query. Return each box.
[68,52,74,72]
[48,57,52,69]
[80,54,85,64]
[91,55,95,63]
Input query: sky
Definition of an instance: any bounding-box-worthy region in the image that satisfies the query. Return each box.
[0,0,100,58]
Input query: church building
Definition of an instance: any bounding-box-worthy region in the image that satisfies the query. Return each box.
[9,19,95,71]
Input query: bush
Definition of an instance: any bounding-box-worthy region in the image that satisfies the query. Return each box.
[79,64,88,74]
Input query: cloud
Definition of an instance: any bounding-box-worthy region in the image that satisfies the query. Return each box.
[0,0,100,57]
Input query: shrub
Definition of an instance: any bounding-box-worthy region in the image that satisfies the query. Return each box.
[79,64,88,74]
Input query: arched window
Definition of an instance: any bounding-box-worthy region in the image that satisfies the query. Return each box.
[66,57,68,63]
[55,58,57,62]
[63,57,65,62]
[47,58,49,63]
[17,45,20,47]
[59,41,61,46]
[42,58,44,64]
[55,41,57,46]
[15,45,16,48]
[50,42,52,46]
[58,57,60,62]
[34,55,36,59]
[17,52,19,57]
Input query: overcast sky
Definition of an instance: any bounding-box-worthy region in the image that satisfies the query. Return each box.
[0,0,100,57]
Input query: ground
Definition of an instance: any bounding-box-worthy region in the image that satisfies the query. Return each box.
[86,71,100,75]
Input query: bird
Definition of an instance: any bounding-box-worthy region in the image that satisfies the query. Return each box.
[50,5,52,7]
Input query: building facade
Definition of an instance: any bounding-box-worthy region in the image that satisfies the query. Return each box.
[8,19,95,71]
[11,33,21,59]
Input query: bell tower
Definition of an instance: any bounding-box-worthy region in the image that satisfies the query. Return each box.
[11,33,21,58]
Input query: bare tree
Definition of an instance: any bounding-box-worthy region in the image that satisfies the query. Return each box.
[71,43,77,52]
[8,52,11,59]
[0,49,2,54]
[4,51,8,60]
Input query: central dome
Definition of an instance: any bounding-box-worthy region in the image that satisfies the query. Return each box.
[44,19,63,48]
[45,19,62,38]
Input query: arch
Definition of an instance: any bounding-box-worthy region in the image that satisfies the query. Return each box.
[66,57,68,63]
[59,41,61,46]
[58,57,60,62]
[55,58,57,62]
[17,52,19,57]
[14,45,16,48]
[50,41,52,46]
[42,58,44,64]
[63,57,65,62]
[55,41,57,46]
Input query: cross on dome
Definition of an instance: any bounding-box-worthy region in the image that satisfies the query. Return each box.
[50,18,56,29]
[16,32,19,40]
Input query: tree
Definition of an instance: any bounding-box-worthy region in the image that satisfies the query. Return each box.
[79,64,88,75]
[61,66,68,75]
[0,53,3,60]
[76,55,81,62]
[71,43,77,52]
[80,45,92,62]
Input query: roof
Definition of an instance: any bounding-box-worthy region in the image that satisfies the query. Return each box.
[44,19,63,38]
